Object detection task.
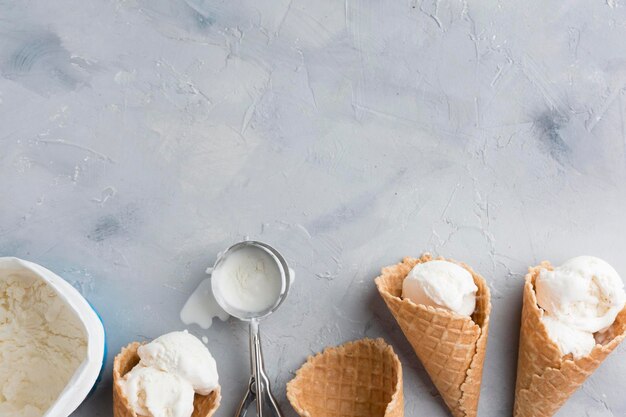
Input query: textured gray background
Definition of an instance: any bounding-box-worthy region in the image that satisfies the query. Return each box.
[1,0,626,416]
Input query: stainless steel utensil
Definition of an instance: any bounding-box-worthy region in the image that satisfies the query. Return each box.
[211,241,293,417]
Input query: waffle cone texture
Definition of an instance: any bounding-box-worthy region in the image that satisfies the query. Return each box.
[514,262,626,417]
[375,254,491,417]
[286,338,403,417]
[113,342,221,417]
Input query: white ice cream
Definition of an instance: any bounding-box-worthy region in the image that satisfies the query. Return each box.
[180,277,229,329]
[120,366,194,417]
[211,246,283,314]
[0,269,87,417]
[540,316,596,359]
[402,260,478,316]
[536,256,626,358]
[138,331,219,395]
[119,331,219,417]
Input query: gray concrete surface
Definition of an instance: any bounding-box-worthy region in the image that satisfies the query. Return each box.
[2,1,626,416]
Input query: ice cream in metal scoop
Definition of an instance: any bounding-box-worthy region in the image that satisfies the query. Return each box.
[211,241,292,417]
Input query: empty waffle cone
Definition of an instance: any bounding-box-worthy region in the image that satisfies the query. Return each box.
[375,254,491,417]
[287,338,403,417]
[514,262,626,417]
[113,342,221,417]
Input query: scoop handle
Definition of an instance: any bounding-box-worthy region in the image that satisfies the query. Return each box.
[250,320,264,416]
[246,320,284,417]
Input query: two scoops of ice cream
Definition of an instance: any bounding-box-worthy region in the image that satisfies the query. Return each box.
[534,256,625,358]
[113,331,220,417]
[515,256,626,417]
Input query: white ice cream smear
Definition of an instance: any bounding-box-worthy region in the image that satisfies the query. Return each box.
[119,331,219,417]
[212,246,283,314]
[536,256,626,358]
[402,260,477,316]
[0,270,87,417]
[180,277,229,329]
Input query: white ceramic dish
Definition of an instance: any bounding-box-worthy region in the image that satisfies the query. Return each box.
[0,257,106,417]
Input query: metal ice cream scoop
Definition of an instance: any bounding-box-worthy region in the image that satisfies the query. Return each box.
[211,240,293,417]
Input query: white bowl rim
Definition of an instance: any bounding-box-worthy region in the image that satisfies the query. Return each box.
[0,257,106,417]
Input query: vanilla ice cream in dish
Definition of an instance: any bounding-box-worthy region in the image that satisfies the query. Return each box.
[0,257,105,417]
[534,256,626,358]
[402,259,478,317]
[117,331,219,417]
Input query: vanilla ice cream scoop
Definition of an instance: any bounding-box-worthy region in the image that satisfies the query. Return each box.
[138,330,219,396]
[402,260,478,316]
[121,366,195,417]
[537,256,626,334]
[536,256,626,358]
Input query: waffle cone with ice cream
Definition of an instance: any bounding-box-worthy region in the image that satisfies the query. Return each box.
[375,254,491,417]
[514,261,626,417]
[113,339,221,417]
[286,338,404,417]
